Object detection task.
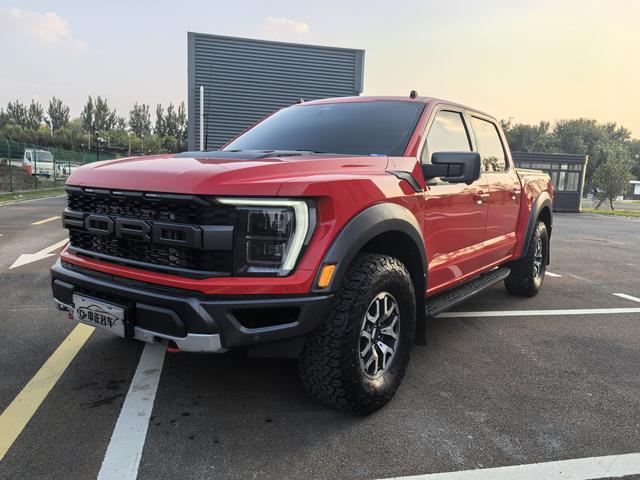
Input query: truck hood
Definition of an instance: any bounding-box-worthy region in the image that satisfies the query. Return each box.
[66,152,389,196]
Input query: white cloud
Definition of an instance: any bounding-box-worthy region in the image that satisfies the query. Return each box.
[264,16,310,34]
[0,6,87,51]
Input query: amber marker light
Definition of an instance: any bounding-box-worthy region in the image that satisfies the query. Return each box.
[317,263,337,289]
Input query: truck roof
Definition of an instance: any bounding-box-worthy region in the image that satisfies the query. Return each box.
[302,95,495,121]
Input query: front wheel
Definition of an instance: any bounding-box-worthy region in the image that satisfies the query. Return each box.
[298,253,416,414]
[504,220,549,297]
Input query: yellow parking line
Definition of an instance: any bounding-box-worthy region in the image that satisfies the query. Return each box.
[0,323,94,461]
[32,216,61,225]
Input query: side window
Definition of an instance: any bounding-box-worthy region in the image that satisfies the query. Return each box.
[470,117,507,172]
[422,110,471,163]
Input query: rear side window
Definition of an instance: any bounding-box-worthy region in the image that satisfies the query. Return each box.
[470,117,507,172]
[423,111,471,163]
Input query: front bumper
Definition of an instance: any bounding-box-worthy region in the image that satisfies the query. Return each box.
[51,260,332,353]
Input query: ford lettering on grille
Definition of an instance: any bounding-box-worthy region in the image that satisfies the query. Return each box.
[62,210,233,250]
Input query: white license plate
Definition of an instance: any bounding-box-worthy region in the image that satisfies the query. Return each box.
[73,294,126,337]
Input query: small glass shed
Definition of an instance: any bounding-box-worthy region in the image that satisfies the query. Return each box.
[511,152,588,213]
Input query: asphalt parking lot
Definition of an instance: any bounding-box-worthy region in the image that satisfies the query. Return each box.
[0,195,639,480]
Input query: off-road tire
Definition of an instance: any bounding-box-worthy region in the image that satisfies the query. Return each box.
[504,220,549,297]
[298,253,416,414]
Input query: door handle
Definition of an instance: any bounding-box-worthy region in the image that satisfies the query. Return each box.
[512,189,521,200]
[472,191,490,205]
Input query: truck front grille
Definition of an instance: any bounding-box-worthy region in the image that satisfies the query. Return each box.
[67,190,236,225]
[63,187,237,278]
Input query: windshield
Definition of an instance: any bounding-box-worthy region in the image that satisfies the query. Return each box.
[224,101,425,156]
[37,151,53,162]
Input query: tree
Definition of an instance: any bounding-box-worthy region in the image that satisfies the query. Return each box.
[114,116,127,131]
[552,119,610,180]
[591,145,633,210]
[601,122,631,144]
[164,103,179,138]
[503,117,639,188]
[93,96,117,133]
[47,97,70,131]
[628,139,640,180]
[502,120,554,152]
[552,119,604,154]
[6,100,29,128]
[144,134,165,154]
[26,100,45,130]
[80,96,94,132]
[0,108,7,130]
[55,119,88,150]
[162,135,180,153]
[154,104,165,136]
[129,103,151,137]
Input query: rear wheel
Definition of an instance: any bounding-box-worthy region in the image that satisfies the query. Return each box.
[298,253,416,414]
[504,220,549,297]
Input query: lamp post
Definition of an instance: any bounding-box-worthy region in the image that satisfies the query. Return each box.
[44,117,53,135]
[95,128,99,162]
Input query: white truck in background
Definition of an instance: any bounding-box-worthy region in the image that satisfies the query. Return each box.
[22,149,78,178]
[22,149,54,176]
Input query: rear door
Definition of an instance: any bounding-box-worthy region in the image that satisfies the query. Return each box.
[421,107,489,294]
[468,114,521,264]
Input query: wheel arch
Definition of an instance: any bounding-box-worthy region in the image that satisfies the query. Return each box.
[521,192,553,263]
[311,202,427,343]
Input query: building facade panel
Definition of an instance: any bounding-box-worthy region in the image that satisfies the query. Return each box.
[188,33,365,150]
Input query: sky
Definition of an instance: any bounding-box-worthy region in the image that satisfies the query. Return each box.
[1,0,639,136]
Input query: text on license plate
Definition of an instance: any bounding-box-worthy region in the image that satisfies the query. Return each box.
[72,294,126,337]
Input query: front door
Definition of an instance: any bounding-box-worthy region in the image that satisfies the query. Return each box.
[421,109,489,295]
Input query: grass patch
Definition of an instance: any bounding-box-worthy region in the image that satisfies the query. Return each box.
[582,208,640,219]
[0,187,66,204]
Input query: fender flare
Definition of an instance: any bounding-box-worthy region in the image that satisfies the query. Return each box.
[521,191,553,258]
[311,202,427,293]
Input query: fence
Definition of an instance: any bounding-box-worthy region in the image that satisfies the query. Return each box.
[0,138,120,193]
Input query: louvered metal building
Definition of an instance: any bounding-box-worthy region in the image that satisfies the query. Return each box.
[187,32,365,151]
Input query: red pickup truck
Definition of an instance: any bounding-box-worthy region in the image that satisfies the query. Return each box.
[51,95,553,413]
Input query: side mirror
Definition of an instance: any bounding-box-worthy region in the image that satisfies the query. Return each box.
[422,152,481,185]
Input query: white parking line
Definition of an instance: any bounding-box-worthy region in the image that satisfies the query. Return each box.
[614,293,640,304]
[9,238,68,269]
[439,307,640,318]
[378,452,640,480]
[546,271,562,277]
[97,343,165,480]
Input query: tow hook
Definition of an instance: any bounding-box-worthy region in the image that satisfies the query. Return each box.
[166,340,180,354]
[54,300,74,320]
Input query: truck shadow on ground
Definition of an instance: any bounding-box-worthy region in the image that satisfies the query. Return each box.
[149,298,499,419]
[115,298,640,479]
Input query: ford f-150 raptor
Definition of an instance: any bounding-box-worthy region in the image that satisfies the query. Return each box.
[51,94,553,413]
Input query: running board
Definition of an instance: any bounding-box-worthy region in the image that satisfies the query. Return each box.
[425,267,511,317]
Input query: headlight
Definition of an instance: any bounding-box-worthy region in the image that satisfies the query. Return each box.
[215,198,313,276]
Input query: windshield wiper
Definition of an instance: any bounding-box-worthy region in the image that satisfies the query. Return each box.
[289,150,366,156]
[288,149,331,154]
